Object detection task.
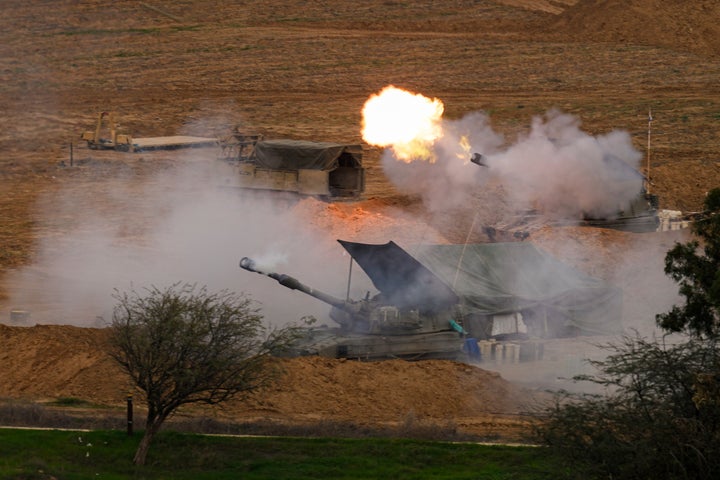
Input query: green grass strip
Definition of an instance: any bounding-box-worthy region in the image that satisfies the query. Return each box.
[0,428,590,480]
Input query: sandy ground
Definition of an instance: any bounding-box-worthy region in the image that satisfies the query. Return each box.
[0,324,544,441]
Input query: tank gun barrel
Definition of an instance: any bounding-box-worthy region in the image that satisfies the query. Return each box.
[470,152,488,167]
[240,257,349,310]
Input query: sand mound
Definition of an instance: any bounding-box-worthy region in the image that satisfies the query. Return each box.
[0,324,541,438]
[239,356,534,422]
[0,324,124,403]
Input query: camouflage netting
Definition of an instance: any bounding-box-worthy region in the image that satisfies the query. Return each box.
[338,240,623,336]
[253,140,360,170]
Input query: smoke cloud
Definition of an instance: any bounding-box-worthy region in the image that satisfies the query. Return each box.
[382,108,644,220]
[2,147,352,327]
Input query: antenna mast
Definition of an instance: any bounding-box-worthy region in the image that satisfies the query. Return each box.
[646,109,653,194]
[452,210,480,289]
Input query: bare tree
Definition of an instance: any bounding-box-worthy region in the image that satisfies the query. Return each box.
[108,283,298,465]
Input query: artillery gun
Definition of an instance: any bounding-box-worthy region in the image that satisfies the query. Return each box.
[241,238,626,365]
[239,248,468,360]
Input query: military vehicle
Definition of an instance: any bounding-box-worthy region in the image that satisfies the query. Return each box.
[239,241,469,361]
[219,128,365,198]
[240,239,623,363]
[81,112,217,152]
[471,151,660,233]
[580,191,660,232]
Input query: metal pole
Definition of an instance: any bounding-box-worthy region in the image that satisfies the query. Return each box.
[453,209,480,289]
[127,394,134,436]
[346,256,353,301]
[646,109,652,194]
[69,142,73,167]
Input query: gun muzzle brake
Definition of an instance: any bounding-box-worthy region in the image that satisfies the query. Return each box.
[239,257,257,272]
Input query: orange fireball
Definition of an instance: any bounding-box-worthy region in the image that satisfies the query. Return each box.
[361,86,444,162]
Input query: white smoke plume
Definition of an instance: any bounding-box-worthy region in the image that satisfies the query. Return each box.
[487,110,643,219]
[1,147,350,328]
[382,108,644,220]
[249,251,290,273]
[382,111,503,213]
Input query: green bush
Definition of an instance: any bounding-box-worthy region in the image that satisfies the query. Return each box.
[535,335,720,479]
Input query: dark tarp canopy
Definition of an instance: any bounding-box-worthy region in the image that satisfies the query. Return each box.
[253,139,359,170]
[337,240,459,313]
[338,240,622,336]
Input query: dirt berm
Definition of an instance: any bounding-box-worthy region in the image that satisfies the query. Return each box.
[0,324,542,441]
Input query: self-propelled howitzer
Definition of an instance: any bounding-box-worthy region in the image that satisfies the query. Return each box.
[239,256,468,360]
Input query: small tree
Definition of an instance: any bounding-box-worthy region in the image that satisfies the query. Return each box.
[657,187,720,337]
[108,283,299,465]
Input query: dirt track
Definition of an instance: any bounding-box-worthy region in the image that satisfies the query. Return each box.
[1,0,719,441]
